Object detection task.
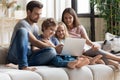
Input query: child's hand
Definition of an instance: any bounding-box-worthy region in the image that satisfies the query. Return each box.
[55,44,64,54]
[42,39,55,47]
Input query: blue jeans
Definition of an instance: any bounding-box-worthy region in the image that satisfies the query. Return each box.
[7,28,57,69]
[50,55,76,67]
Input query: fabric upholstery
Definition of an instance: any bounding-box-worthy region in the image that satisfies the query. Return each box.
[0,43,120,80]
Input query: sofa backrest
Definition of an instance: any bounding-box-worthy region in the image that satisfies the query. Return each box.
[0,46,8,64]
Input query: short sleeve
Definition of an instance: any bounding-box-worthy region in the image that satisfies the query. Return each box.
[50,36,59,46]
[78,25,88,36]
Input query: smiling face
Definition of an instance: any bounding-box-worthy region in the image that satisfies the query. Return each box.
[41,18,57,39]
[62,8,80,29]
[55,22,69,40]
[56,25,66,40]
[43,26,57,38]
[63,13,74,27]
[26,1,43,24]
[28,7,42,23]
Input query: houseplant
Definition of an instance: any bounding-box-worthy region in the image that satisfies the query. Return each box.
[90,0,120,36]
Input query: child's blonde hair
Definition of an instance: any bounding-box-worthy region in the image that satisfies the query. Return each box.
[55,22,69,39]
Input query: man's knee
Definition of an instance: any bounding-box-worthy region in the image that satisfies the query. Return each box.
[17,28,28,37]
[45,47,57,57]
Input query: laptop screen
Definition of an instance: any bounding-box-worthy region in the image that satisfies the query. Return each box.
[61,38,86,56]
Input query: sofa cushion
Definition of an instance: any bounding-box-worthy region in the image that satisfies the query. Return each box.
[88,64,114,80]
[0,68,42,80]
[0,64,120,80]
[102,32,120,53]
[64,66,93,80]
[36,66,69,80]
[0,73,11,80]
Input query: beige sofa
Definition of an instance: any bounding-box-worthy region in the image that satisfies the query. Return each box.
[0,45,120,80]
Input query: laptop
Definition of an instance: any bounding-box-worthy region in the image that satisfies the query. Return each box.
[61,38,86,56]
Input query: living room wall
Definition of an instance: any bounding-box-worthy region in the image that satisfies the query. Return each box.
[78,17,105,41]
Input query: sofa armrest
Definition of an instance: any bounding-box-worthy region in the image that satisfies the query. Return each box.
[0,46,8,64]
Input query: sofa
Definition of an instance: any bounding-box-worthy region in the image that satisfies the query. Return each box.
[0,43,120,80]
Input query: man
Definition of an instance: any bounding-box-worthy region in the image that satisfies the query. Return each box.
[7,1,57,71]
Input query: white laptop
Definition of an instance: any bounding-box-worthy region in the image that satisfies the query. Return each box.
[61,38,86,56]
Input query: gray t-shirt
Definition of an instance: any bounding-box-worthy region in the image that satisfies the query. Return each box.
[10,19,39,49]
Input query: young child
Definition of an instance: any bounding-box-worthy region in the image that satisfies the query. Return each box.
[55,22,105,65]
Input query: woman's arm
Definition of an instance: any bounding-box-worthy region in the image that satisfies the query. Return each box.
[80,25,99,50]
[80,25,93,46]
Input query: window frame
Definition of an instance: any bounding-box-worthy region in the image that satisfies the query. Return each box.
[72,0,96,41]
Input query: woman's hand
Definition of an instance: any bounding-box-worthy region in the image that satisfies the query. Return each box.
[91,44,100,51]
[55,44,64,54]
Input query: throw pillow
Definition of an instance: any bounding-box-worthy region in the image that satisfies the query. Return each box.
[102,32,120,54]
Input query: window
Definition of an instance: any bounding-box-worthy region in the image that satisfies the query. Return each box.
[16,0,71,21]
[77,0,90,14]
[72,0,96,41]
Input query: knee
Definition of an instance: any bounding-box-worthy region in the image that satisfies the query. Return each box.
[17,28,28,37]
[46,47,57,57]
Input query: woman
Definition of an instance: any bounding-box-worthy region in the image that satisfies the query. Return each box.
[61,8,120,70]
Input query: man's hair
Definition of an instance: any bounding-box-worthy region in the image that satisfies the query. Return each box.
[26,1,43,12]
[41,18,57,32]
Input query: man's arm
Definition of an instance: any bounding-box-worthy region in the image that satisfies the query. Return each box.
[29,31,53,48]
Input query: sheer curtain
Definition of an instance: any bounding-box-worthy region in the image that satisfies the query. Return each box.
[54,0,71,21]
[24,0,71,21]
[40,0,71,21]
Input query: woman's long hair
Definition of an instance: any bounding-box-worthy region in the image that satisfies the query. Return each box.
[62,8,80,28]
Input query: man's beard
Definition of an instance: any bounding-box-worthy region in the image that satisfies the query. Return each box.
[30,18,38,23]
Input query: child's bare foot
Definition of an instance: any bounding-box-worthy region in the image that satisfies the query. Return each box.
[76,57,90,68]
[21,66,37,71]
[67,60,79,69]
[5,63,18,69]
[90,55,102,65]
